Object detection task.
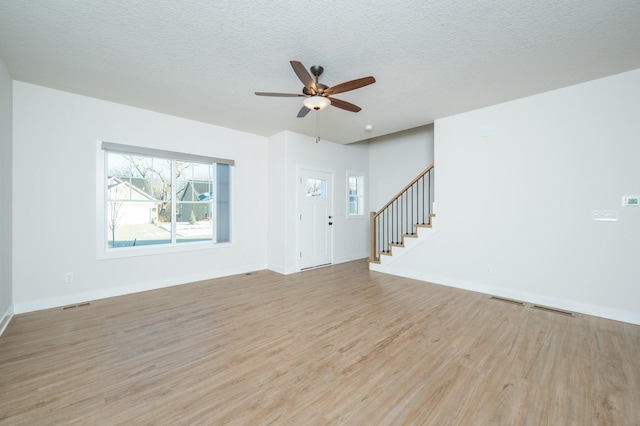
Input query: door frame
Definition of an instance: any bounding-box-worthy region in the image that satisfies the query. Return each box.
[296,165,334,271]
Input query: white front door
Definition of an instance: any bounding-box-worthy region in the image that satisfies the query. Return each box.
[298,169,333,270]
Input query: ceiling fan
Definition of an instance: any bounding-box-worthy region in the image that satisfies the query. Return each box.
[255,61,376,118]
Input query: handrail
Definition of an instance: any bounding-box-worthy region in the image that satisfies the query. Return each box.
[370,162,434,262]
[374,162,434,217]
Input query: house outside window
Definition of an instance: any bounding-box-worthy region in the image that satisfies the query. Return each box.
[347,171,365,217]
[101,142,232,255]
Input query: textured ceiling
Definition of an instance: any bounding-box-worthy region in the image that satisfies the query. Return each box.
[1,1,639,144]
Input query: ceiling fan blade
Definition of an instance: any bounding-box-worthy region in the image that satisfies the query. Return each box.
[290,60,317,94]
[255,92,305,97]
[297,106,311,118]
[328,97,361,113]
[325,76,376,95]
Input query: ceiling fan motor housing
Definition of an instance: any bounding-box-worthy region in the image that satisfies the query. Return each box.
[303,83,328,96]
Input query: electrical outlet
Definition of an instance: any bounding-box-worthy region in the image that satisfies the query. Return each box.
[64,272,73,283]
[486,265,492,275]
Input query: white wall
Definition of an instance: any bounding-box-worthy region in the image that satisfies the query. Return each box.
[380,69,640,324]
[0,56,13,329]
[267,131,369,274]
[12,82,268,313]
[368,125,434,210]
[267,131,288,273]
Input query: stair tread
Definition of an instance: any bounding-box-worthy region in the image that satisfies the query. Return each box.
[370,164,435,263]
[376,219,435,262]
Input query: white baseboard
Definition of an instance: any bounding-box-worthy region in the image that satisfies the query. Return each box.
[333,253,369,265]
[267,263,287,275]
[371,266,640,326]
[268,254,369,276]
[0,304,14,337]
[13,263,267,314]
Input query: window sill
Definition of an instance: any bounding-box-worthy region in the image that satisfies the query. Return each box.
[97,241,232,260]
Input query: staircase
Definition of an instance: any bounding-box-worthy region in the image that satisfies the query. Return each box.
[369,163,435,264]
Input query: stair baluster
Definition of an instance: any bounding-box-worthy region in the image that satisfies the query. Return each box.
[369,163,434,263]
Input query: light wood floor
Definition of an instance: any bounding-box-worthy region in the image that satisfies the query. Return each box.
[1,260,639,425]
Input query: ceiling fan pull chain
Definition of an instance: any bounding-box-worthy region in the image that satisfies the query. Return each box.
[315,110,320,143]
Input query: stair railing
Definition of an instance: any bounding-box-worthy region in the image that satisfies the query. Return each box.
[370,163,434,262]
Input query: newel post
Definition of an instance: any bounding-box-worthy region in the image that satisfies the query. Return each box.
[369,211,376,262]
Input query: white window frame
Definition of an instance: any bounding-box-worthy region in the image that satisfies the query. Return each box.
[347,170,365,218]
[96,141,234,259]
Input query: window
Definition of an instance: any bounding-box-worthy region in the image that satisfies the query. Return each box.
[101,142,233,253]
[347,172,365,217]
[306,178,327,198]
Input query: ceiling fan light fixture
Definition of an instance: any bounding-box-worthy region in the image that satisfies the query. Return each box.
[303,96,331,111]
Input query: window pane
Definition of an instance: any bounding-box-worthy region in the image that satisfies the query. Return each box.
[349,200,358,215]
[306,178,326,197]
[107,201,171,248]
[192,162,212,181]
[176,202,213,243]
[176,161,215,244]
[347,174,364,216]
[107,152,170,247]
[349,176,358,193]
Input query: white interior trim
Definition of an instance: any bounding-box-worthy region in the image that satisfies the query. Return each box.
[370,266,640,326]
[13,263,266,315]
[95,140,235,260]
[101,141,235,166]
